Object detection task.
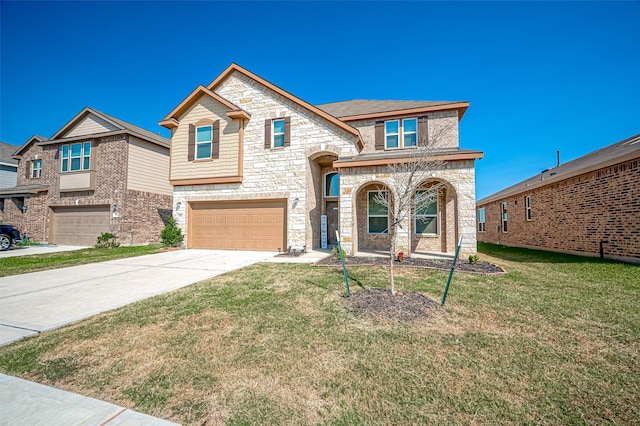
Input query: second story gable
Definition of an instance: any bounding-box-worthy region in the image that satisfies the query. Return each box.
[12,107,171,197]
[160,64,363,187]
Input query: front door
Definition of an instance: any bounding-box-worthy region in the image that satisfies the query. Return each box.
[326,201,339,246]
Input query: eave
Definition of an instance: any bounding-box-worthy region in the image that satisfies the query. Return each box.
[333,150,483,169]
[336,102,470,122]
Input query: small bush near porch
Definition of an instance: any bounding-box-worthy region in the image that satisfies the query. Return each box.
[0,244,638,424]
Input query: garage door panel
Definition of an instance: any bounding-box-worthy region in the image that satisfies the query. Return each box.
[51,206,111,246]
[189,200,286,251]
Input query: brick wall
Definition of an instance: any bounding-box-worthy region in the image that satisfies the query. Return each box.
[477,158,640,263]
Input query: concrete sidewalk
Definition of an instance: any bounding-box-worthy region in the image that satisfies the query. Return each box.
[0,374,179,425]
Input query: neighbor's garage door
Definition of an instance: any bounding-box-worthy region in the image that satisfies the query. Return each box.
[188,200,286,251]
[51,206,111,246]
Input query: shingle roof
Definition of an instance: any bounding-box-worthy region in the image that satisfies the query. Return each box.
[478,133,640,205]
[316,99,466,119]
[94,108,169,147]
[0,142,19,165]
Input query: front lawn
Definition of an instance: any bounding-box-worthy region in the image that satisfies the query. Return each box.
[0,244,638,424]
[0,245,164,277]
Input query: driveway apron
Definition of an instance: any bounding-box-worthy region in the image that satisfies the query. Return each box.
[0,249,276,346]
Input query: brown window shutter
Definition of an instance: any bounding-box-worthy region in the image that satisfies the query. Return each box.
[284,116,291,147]
[188,124,195,161]
[418,116,428,147]
[26,160,31,179]
[212,120,220,159]
[264,119,271,149]
[375,121,385,150]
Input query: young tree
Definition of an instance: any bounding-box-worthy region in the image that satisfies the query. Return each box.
[373,122,452,294]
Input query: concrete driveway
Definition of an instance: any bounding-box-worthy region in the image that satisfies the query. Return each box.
[0,249,276,346]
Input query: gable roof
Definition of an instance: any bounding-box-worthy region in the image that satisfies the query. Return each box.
[316,99,469,121]
[160,85,250,129]
[0,142,19,166]
[47,107,169,148]
[478,133,640,205]
[11,135,47,158]
[205,63,363,148]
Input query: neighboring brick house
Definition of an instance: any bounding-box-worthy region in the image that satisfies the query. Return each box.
[0,107,172,245]
[0,142,19,189]
[160,63,483,255]
[477,133,640,263]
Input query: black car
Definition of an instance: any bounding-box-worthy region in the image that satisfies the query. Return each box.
[0,224,22,251]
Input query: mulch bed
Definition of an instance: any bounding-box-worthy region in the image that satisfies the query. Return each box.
[346,288,441,322]
[317,255,505,275]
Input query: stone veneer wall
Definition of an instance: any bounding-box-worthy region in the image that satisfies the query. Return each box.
[172,71,359,249]
[338,159,478,256]
[3,136,172,244]
[477,158,640,263]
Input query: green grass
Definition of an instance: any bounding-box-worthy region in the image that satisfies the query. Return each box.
[0,244,638,425]
[0,245,164,277]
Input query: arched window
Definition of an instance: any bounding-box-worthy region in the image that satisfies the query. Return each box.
[325,172,339,198]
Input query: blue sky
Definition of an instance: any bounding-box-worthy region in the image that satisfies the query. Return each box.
[1,1,638,199]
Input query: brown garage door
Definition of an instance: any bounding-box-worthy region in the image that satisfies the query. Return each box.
[51,206,111,246]
[189,200,286,251]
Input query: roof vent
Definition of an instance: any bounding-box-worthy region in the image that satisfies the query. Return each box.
[541,168,549,174]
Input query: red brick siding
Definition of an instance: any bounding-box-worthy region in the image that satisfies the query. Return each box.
[478,158,640,262]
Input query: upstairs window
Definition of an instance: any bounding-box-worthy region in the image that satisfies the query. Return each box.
[368,191,389,234]
[383,118,419,149]
[265,117,290,149]
[385,120,399,148]
[525,196,532,221]
[325,172,339,198]
[32,159,42,178]
[415,189,438,234]
[403,118,417,147]
[478,207,486,232]
[61,142,91,172]
[196,125,213,159]
[501,202,508,233]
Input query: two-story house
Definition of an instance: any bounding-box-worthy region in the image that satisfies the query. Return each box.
[0,107,172,245]
[161,64,482,256]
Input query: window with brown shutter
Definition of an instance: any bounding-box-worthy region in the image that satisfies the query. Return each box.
[188,124,195,161]
[374,121,384,150]
[284,117,291,147]
[264,119,271,149]
[212,120,220,159]
[418,116,428,147]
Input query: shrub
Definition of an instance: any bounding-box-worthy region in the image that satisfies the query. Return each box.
[331,246,346,259]
[95,232,119,248]
[161,216,184,247]
[468,254,480,265]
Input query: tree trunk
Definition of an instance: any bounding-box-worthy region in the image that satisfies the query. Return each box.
[389,226,396,295]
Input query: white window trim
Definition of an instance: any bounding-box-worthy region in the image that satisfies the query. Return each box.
[60,142,91,172]
[501,202,508,233]
[195,125,213,160]
[272,118,285,148]
[414,190,438,235]
[32,159,42,178]
[525,196,532,221]
[385,118,418,149]
[324,172,339,198]
[367,190,389,234]
[478,207,486,232]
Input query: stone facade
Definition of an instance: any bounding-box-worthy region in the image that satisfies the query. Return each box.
[477,157,640,263]
[164,64,481,256]
[171,72,360,249]
[1,133,172,245]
